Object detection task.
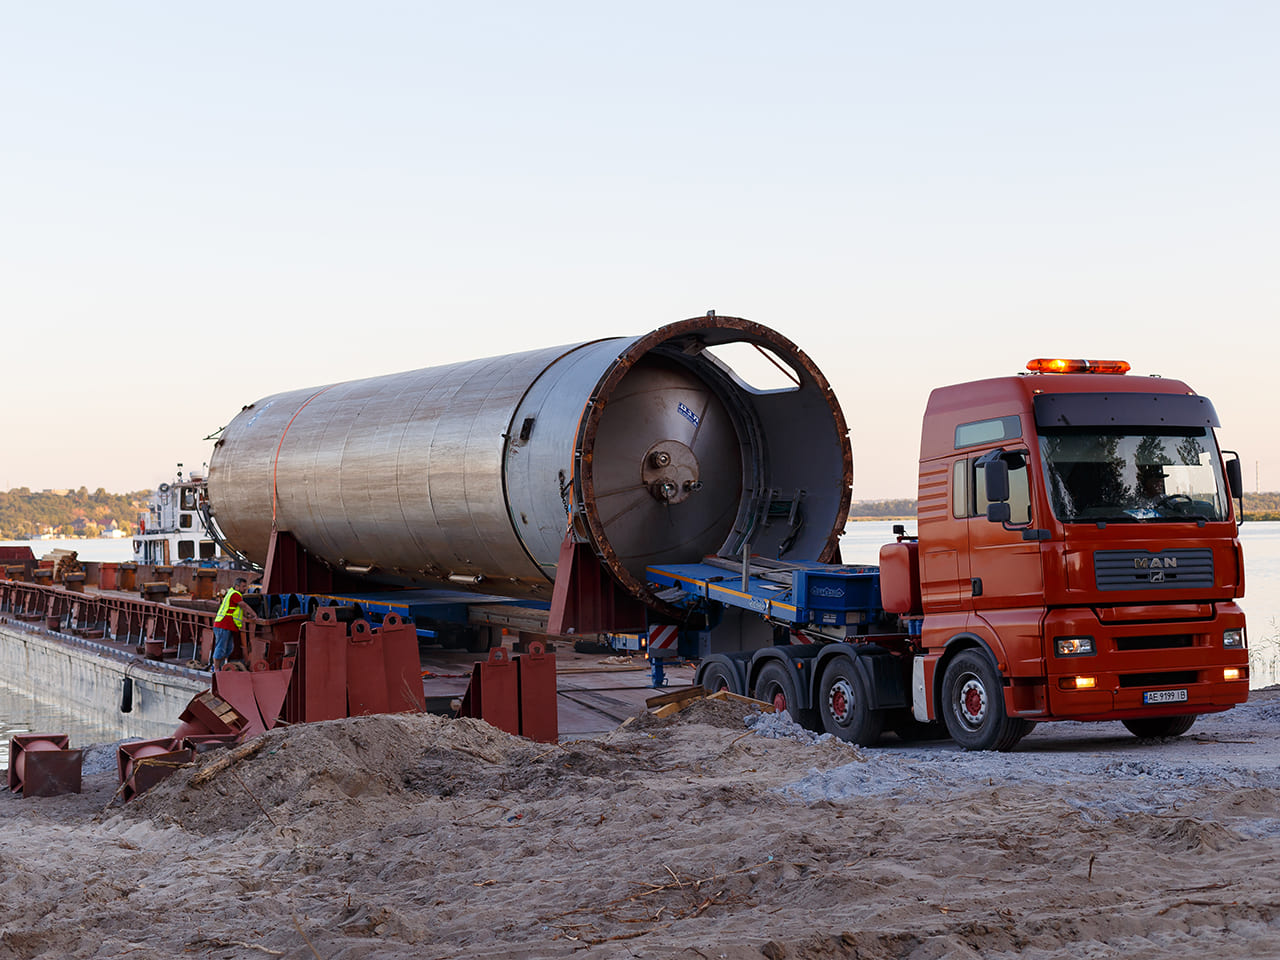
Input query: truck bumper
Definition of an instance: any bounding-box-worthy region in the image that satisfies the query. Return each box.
[1042,603,1250,721]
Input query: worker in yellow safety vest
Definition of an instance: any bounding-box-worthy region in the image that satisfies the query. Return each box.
[211,576,257,671]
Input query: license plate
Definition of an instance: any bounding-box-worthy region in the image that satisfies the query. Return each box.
[1143,689,1188,705]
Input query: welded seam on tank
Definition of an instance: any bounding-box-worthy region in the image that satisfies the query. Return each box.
[285,378,371,568]
[211,392,287,562]
[369,376,426,577]
[328,380,383,568]
[397,351,553,581]
[272,383,337,531]
[455,355,554,582]
[496,339,625,582]
[396,367,475,579]
[303,383,342,561]
[535,348,650,520]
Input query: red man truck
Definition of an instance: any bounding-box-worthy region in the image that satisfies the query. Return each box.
[668,358,1249,750]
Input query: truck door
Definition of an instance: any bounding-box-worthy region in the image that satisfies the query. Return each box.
[963,448,1048,685]
[964,450,1045,610]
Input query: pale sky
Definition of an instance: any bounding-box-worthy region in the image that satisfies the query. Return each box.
[3,3,1276,500]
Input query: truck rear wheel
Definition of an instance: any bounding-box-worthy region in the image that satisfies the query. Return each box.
[699,660,739,695]
[1122,715,1195,739]
[818,657,883,746]
[754,662,800,719]
[941,650,1032,751]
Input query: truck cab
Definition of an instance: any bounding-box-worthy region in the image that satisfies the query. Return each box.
[898,358,1249,748]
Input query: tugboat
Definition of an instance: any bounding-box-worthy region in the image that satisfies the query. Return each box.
[133,464,244,568]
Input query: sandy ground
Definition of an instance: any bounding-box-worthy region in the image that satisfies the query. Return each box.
[2,690,1279,960]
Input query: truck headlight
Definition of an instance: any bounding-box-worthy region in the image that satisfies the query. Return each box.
[1223,628,1245,649]
[1055,636,1096,657]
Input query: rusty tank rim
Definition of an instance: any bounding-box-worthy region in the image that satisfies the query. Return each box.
[572,314,853,613]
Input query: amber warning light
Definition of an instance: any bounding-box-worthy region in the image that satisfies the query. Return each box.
[1026,358,1131,375]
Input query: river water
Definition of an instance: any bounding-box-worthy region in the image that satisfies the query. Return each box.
[0,524,1277,758]
[0,538,142,767]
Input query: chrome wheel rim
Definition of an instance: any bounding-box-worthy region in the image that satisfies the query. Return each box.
[957,673,988,727]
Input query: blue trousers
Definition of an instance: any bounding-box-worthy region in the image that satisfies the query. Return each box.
[212,627,237,661]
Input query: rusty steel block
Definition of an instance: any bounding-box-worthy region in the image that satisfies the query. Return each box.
[211,666,293,740]
[117,738,191,802]
[176,690,249,738]
[380,614,427,714]
[140,581,170,602]
[346,620,389,717]
[517,641,558,743]
[192,568,218,599]
[8,735,83,797]
[99,563,119,591]
[457,646,520,736]
[287,610,350,723]
[211,671,267,739]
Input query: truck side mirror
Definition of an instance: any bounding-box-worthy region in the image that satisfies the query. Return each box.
[981,457,1010,503]
[1225,457,1243,499]
[986,502,1012,524]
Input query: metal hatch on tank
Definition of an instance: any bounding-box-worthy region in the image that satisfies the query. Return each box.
[206,314,852,618]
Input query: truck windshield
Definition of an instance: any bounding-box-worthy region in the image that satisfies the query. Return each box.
[1039,428,1229,523]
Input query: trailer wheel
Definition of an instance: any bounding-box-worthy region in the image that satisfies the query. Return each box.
[700,661,739,695]
[888,710,949,742]
[818,657,883,746]
[754,662,800,718]
[941,650,1031,751]
[1122,715,1195,739]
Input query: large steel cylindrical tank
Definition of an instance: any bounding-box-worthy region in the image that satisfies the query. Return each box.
[207,315,851,608]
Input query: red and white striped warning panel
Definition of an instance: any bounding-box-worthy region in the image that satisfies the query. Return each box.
[648,624,679,654]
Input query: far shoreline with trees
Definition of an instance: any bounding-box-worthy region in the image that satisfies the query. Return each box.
[849,495,1280,522]
[0,487,149,540]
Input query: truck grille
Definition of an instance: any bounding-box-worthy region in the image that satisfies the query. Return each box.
[1114,634,1194,651]
[1094,549,1214,592]
[1118,671,1199,688]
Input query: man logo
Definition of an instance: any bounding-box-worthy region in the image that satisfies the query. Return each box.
[1150,570,1166,583]
[1134,556,1178,569]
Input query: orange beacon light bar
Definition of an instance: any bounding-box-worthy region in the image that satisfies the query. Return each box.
[1026,358,1131,375]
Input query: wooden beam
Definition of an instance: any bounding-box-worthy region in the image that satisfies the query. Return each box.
[645,685,706,709]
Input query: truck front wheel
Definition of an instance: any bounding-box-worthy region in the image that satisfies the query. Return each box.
[1122,715,1195,739]
[941,650,1032,751]
[888,710,949,742]
[818,657,883,746]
